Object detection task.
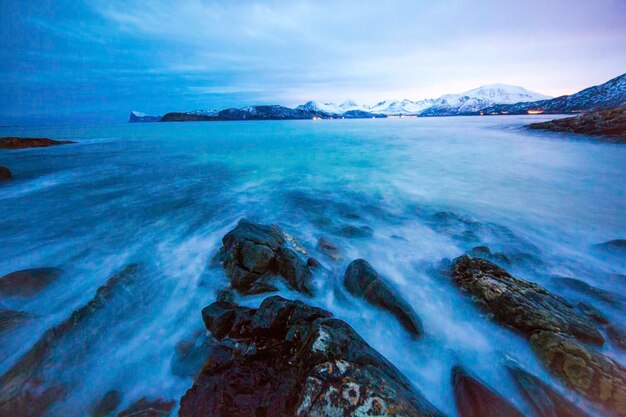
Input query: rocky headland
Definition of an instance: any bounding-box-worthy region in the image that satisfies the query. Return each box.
[528,107,626,140]
[0,137,76,149]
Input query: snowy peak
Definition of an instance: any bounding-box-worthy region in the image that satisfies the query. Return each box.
[461,84,551,104]
[339,99,366,111]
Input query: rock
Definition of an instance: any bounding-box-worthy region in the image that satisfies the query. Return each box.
[506,363,591,417]
[576,302,609,325]
[171,330,212,378]
[0,166,12,181]
[467,246,510,265]
[344,259,423,337]
[92,390,121,417]
[117,397,175,417]
[316,237,343,261]
[607,325,626,350]
[530,331,626,416]
[0,137,76,149]
[451,365,525,417]
[528,107,626,140]
[450,256,603,345]
[180,295,445,417]
[336,225,374,238]
[0,308,30,334]
[0,264,143,417]
[553,277,622,307]
[0,267,62,296]
[219,219,314,295]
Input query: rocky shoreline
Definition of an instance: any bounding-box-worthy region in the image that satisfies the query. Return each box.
[0,219,624,416]
[0,137,76,149]
[528,107,626,140]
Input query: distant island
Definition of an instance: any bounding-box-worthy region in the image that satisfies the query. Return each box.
[130,73,625,123]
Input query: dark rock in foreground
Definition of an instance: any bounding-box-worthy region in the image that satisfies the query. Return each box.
[506,362,591,417]
[450,256,603,345]
[530,331,626,416]
[0,264,142,417]
[0,267,63,296]
[344,259,423,337]
[0,166,12,181]
[452,365,525,417]
[0,137,76,149]
[528,108,626,140]
[117,397,175,417]
[218,219,314,295]
[181,295,445,417]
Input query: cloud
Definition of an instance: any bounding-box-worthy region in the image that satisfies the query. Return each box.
[1,0,625,122]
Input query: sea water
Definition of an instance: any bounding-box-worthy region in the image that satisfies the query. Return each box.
[0,116,624,416]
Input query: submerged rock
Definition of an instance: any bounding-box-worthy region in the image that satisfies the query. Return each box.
[450,256,603,345]
[0,264,143,417]
[0,137,76,149]
[171,330,212,378]
[316,237,343,261]
[553,277,623,308]
[0,267,62,297]
[530,331,626,416]
[594,239,626,255]
[0,166,12,181]
[92,390,121,417]
[344,259,423,337]
[607,325,626,350]
[117,397,175,417]
[451,365,525,417]
[0,308,30,334]
[180,295,445,417]
[219,219,314,295]
[576,302,609,325]
[336,225,374,239]
[506,363,591,417]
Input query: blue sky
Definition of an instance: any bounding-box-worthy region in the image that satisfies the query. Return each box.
[1,0,625,124]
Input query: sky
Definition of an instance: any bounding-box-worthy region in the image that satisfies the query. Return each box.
[1,0,625,125]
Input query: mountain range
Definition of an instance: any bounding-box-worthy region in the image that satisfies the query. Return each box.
[130,72,625,122]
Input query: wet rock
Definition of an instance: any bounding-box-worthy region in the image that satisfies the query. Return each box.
[171,330,212,378]
[576,302,609,325]
[92,390,121,417]
[0,267,62,296]
[451,256,603,345]
[180,295,445,417]
[530,331,626,416]
[452,365,525,417]
[607,325,626,350]
[0,166,12,181]
[506,363,591,417]
[336,225,374,239]
[316,237,343,261]
[467,246,511,265]
[553,277,623,308]
[0,137,76,149]
[528,107,626,140]
[117,397,175,417]
[219,219,314,295]
[344,259,423,337]
[0,264,143,417]
[0,309,30,334]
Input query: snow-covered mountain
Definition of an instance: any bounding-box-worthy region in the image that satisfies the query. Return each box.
[296,84,550,117]
[418,84,551,116]
[369,99,436,115]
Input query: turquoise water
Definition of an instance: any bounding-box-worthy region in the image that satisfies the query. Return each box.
[0,116,624,415]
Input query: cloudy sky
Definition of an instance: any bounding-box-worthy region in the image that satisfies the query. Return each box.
[1,0,625,124]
